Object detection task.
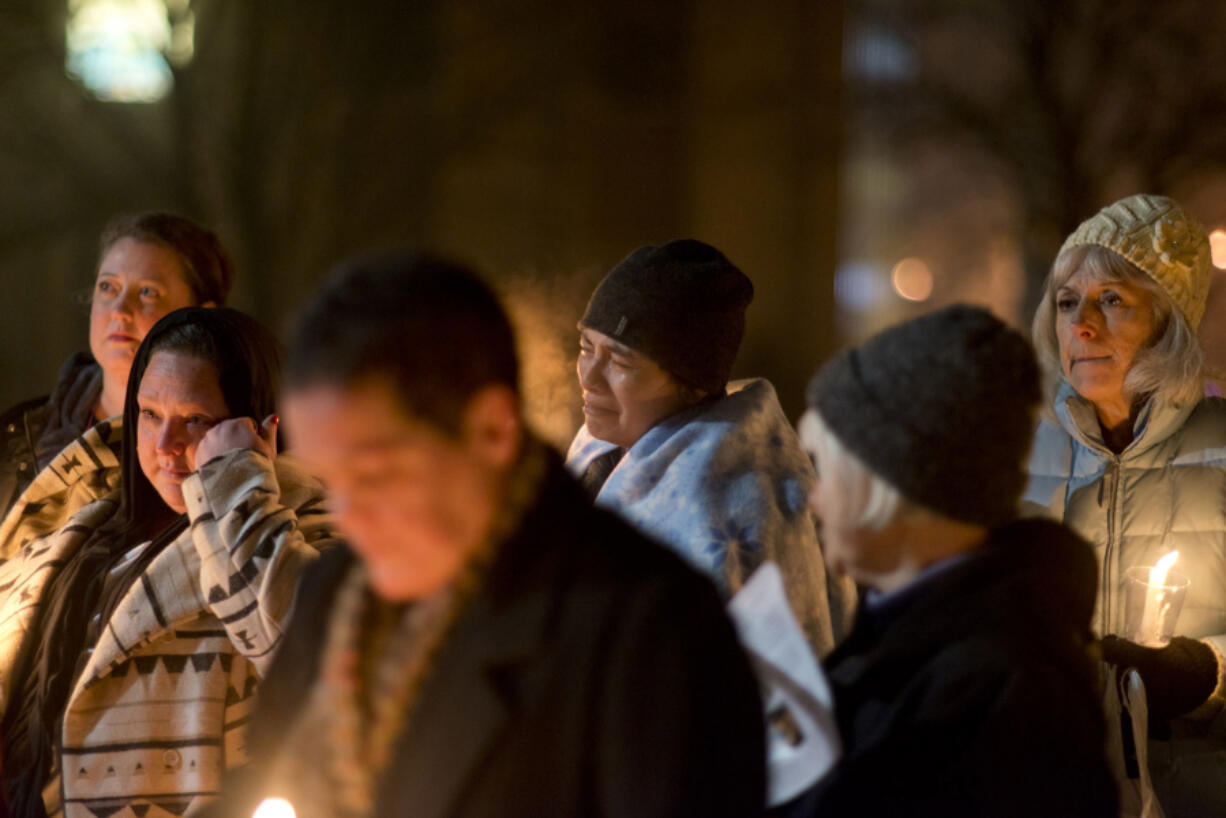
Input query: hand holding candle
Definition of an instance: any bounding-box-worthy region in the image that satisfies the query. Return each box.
[1099,635,1218,721]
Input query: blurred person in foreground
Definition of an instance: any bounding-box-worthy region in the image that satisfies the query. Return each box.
[0,212,234,534]
[565,238,854,657]
[1024,194,1226,816]
[207,253,766,818]
[0,307,334,817]
[785,305,1117,818]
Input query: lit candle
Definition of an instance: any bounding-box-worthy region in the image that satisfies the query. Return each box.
[253,798,296,818]
[1138,550,1179,646]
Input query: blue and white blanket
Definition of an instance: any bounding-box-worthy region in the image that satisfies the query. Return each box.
[566,378,854,655]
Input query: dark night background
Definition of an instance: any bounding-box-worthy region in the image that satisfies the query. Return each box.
[3,1,1226,447]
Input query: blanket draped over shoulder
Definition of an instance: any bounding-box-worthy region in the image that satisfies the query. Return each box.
[0,427,338,818]
[567,378,854,655]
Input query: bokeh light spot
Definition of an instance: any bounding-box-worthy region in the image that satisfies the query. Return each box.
[1210,229,1226,270]
[835,260,888,312]
[891,257,934,302]
[65,0,194,102]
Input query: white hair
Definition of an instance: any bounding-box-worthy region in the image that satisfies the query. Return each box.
[801,409,931,531]
[1031,244,1205,409]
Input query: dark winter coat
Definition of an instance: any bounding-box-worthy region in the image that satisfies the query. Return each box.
[0,353,102,518]
[796,518,1118,818]
[209,453,767,818]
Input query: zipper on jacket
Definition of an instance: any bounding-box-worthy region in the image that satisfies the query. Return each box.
[1101,456,1121,633]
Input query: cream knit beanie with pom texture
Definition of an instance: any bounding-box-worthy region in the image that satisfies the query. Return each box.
[1060,193,1212,330]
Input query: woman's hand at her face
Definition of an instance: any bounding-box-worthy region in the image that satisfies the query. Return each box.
[195,414,279,468]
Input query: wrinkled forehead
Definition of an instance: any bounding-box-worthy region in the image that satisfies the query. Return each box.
[1055,268,1129,294]
[578,324,639,357]
[285,377,445,448]
[97,237,190,282]
[137,349,226,409]
[1053,245,1149,291]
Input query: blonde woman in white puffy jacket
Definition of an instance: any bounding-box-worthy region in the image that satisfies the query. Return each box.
[1024,193,1226,818]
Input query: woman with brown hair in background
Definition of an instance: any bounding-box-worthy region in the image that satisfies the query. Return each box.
[0,212,233,532]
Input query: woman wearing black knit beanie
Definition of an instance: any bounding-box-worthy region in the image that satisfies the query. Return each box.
[565,238,856,807]
[782,304,1117,818]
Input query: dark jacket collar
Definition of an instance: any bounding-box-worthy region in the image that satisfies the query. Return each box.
[828,518,1098,681]
[37,352,103,466]
[375,445,589,818]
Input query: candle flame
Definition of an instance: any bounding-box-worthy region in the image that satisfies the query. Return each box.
[1149,550,1180,586]
[253,798,296,818]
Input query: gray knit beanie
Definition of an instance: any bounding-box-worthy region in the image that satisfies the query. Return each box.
[580,239,753,394]
[807,304,1041,528]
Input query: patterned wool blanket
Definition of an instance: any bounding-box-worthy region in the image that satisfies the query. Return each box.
[566,378,854,655]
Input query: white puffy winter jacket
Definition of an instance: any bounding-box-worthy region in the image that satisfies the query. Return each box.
[1024,382,1226,818]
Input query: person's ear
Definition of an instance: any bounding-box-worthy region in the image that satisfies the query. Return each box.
[797,410,820,461]
[461,384,522,468]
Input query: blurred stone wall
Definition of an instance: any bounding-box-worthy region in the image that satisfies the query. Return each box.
[0,1,842,446]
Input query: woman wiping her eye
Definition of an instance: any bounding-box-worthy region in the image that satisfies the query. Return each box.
[0,307,337,818]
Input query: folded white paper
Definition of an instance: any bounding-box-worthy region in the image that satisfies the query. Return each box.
[728,561,842,805]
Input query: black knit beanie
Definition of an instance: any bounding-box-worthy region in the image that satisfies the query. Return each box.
[580,239,754,394]
[807,304,1041,528]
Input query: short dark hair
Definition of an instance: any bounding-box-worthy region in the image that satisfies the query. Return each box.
[286,253,519,435]
[99,212,235,306]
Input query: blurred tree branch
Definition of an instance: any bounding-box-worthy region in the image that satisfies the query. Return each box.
[849,0,1226,305]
